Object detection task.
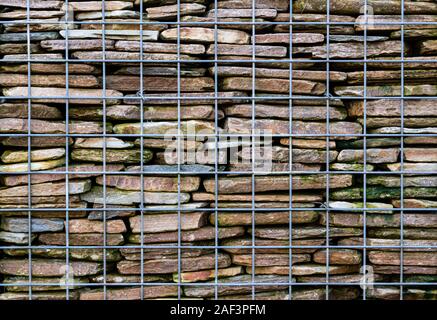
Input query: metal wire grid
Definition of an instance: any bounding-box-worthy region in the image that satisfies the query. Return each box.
[0,0,435,300]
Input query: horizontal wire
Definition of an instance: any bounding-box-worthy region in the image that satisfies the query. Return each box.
[0,170,436,175]
[0,282,434,287]
[4,95,437,101]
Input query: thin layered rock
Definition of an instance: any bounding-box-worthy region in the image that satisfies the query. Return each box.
[0,0,436,301]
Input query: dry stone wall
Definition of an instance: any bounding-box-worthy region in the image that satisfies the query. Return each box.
[0,0,436,300]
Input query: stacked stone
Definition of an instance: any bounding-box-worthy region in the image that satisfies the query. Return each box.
[0,0,436,300]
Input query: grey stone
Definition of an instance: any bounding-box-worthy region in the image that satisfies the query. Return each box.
[1,217,64,233]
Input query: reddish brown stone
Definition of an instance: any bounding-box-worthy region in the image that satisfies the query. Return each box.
[369,251,437,266]
[203,175,353,194]
[80,286,178,300]
[129,213,208,233]
[313,249,362,265]
[128,226,245,244]
[38,233,125,246]
[232,253,311,266]
[0,259,102,277]
[68,219,127,234]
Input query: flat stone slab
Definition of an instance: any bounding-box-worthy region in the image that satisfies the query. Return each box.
[3,248,121,262]
[210,211,319,226]
[334,84,437,97]
[192,192,322,202]
[1,148,65,163]
[115,41,205,54]
[67,1,133,11]
[0,180,91,197]
[330,35,389,42]
[210,66,347,81]
[40,39,116,51]
[183,274,291,297]
[161,27,250,44]
[214,0,289,11]
[0,0,63,9]
[0,32,59,42]
[0,118,111,134]
[128,226,245,244]
[225,117,362,137]
[174,266,244,283]
[0,231,36,244]
[38,233,125,246]
[313,249,362,265]
[129,212,208,233]
[73,137,134,149]
[75,10,140,21]
[117,253,231,274]
[1,163,124,186]
[250,226,362,240]
[337,148,400,164]
[60,30,159,41]
[67,219,126,234]
[347,99,437,117]
[293,0,437,15]
[254,33,324,44]
[405,148,437,162]
[0,259,103,277]
[0,103,62,119]
[144,164,216,173]
[221,77,326,95]
[232,254,311,267]
[113,120,215,134]
[368,176,437,188]
[105,75,214,92]
[238,146,338,163]
[0,158,66,173]
[369,251,437,267]
[206,44,287,57]
[208,8,277,19]
[203,175,353,194]
[0,63,98,74]
[79,286,178,300]
[324,212,437,228]
[71,148,153,164]
[147,3,206,20]
[95,175,200,192]
[294,41,407,59]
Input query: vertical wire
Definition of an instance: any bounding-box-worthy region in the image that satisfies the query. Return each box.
[101,0,108,300]
[64,0,71,300]
[139,0,145,301]
[400,0,405,301]
[213,0,219,301]
[176,0,182,299]
[288,1,294,301]
[325,0,331,300]
[250,0,256,300]
[25,0,33,300]
[362,0,368,301]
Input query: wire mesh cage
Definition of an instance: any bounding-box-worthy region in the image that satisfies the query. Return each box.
[0,0,436,300]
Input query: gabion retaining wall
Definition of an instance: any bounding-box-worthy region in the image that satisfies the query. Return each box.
[0,0,436,300]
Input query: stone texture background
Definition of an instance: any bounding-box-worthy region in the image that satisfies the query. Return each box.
[0,0,436,300]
